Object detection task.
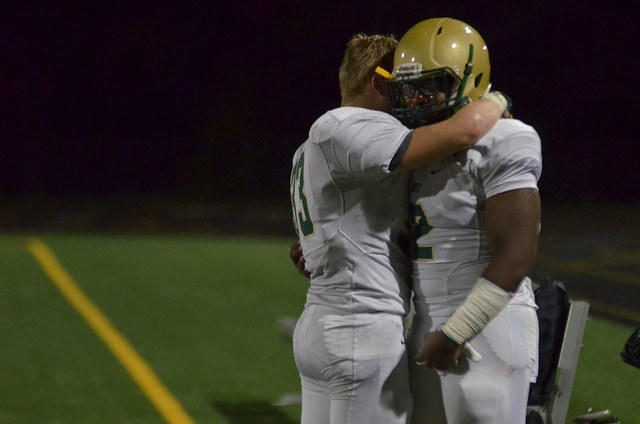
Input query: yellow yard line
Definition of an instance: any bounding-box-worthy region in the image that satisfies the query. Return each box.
[26,238,195,424]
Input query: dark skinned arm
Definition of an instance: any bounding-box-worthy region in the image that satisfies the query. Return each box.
[416,188,541,370]
[481,188,541,291]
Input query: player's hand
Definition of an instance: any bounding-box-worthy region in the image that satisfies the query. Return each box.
[289,241,310,279]
[415,330,461,370]
[482,91,513,118]
[499,91,513,118]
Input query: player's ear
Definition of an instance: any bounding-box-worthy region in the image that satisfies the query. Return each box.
[372,73,387,97]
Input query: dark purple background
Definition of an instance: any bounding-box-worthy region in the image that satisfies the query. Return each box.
[1,2,636,203]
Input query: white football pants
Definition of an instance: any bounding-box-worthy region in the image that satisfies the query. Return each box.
[293,304,412,424]
[407,300,539,424]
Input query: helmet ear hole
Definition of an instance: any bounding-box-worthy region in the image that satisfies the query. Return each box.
[437,26,444,35]
[474,73,483,88]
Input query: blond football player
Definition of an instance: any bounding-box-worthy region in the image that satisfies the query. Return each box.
[289,33,509,424]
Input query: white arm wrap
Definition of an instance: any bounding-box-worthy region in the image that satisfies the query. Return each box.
[442,277,512,345]
[482,92,508,114]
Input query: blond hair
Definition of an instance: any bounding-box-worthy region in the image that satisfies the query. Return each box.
[338,33,397,103]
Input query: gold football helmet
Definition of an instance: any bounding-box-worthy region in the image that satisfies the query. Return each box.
[385,18,491,128]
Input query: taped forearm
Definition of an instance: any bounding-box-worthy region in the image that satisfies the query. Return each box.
[442,277,512,344]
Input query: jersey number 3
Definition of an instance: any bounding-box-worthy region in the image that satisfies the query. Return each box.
[290,151,314,237]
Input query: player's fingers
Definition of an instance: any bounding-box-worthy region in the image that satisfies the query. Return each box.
[296,257,305,272]
[415,348,431,368]
[432,348,461,370]
[290,242,302,262]
[294,256,311,279]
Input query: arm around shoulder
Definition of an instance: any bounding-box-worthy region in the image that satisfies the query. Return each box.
[396,96,506,171]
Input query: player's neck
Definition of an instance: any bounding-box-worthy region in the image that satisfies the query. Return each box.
[342,92,388,112]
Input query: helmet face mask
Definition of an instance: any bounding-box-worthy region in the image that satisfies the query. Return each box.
[386,65,466,128]
[389,18,490,129]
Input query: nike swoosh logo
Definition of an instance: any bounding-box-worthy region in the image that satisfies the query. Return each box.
[430,168,444,175]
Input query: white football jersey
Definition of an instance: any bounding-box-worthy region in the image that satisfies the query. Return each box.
[409,118,542,306]
[290,107,413,316]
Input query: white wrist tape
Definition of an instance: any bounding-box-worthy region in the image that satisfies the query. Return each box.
[482,92,508,114]
[442,277,512,344]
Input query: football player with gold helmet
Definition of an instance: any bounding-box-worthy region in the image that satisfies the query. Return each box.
[386,18,542,424]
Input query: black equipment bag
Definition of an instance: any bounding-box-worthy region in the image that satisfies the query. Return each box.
[621,327,640,369]
[528,276,570,406]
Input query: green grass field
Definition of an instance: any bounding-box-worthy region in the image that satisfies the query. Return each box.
[1,232,638,423]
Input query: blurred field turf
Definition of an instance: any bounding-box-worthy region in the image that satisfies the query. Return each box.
[0,233,638,423]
